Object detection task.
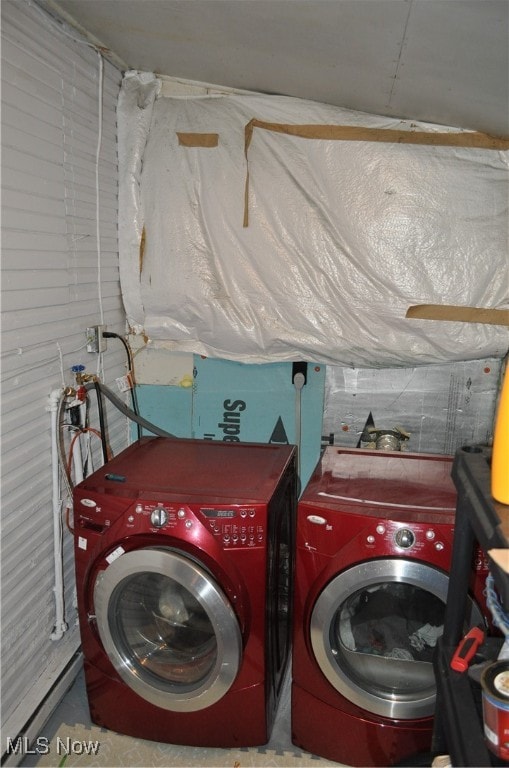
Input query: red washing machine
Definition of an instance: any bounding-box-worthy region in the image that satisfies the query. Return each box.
[74,437,297,747]
[291,447,489,767]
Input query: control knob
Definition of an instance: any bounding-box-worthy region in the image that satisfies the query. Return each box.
[394,527,415,549]
[150,506,168,528]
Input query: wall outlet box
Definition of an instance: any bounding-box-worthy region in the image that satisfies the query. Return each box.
[86,325,106,353]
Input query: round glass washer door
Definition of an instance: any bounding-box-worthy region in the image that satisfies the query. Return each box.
[310,558,483,720]
[93,547,242,712]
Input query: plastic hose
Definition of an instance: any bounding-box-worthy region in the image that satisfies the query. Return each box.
[86,381,176,439]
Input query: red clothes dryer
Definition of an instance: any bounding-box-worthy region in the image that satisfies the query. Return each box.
[74,437,297,747]
[291,447,489,767]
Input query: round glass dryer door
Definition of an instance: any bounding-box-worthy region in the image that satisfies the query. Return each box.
[93,548,242,712]
[310,559,483,720]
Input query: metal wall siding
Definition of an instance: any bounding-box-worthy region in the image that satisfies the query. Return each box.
[4,125,64,166]
[1,0,126,740]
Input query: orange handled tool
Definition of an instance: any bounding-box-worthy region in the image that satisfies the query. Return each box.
[450,626,485,672]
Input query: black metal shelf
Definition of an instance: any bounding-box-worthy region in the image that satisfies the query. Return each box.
[432,445,509,767]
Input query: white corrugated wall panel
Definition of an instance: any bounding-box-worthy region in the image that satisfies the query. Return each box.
[1,0,128,749]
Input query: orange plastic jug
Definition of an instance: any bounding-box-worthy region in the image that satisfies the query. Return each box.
[491,364,509,505]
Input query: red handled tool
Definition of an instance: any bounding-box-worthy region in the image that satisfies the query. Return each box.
[450,626,485,672]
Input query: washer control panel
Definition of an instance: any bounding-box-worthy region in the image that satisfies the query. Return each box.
[199,506,264,547]
[126,500,264,548]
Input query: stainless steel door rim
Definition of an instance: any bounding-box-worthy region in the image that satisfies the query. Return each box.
[310,558,483,719]
[94,547,242,712]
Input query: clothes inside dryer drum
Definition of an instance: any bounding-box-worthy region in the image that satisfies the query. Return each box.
[339,583,445,663]
[310,558,485,719]
[330,582,445,702]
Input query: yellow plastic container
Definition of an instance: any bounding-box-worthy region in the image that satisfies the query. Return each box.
[491,364,509,505]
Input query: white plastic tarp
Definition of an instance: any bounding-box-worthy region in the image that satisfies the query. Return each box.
[118,72,509,367]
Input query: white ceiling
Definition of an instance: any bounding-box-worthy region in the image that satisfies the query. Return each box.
[40,0,509,137]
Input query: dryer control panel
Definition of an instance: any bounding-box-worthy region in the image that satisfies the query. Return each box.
[365,520,449,556]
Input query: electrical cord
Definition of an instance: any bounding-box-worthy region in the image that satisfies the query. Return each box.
[293,371,305,486]
[103,331,142,439]
[94,381,110,463]
[64,427,108,533]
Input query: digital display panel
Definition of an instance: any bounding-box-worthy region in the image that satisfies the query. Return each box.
[201,508,236,519]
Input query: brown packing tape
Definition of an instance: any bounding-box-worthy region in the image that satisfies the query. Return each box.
[406,304,509,326]
[245,119,509,150]
[139,225,146,275]
[243,119,509,226]
[488,550,509,573]
[177,132,219,147]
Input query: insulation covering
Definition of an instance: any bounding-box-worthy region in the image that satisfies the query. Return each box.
[118,72,509,367]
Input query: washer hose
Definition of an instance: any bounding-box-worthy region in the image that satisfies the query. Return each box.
[86,380,176,464]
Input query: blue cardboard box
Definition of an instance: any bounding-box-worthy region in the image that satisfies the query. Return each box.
[192,356,325,490]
